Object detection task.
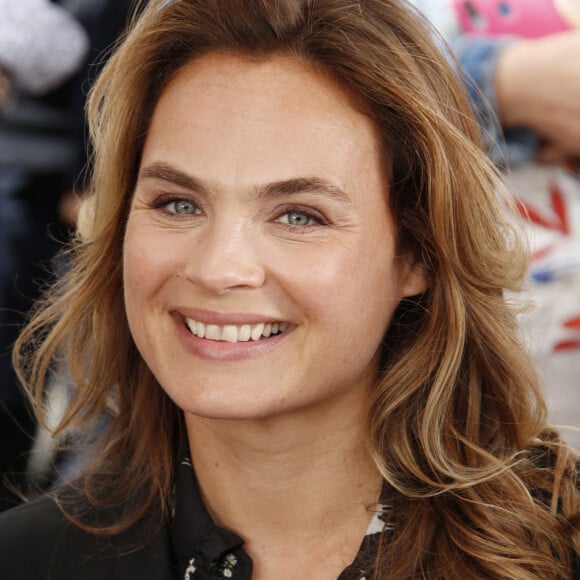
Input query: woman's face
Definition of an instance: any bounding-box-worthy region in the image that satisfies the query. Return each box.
[123,53,426,421]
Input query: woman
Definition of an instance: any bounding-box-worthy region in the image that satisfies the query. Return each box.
[1,0,578,578]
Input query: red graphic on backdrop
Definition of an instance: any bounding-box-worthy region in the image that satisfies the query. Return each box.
[554,315,580,352]
[515,182,570,235]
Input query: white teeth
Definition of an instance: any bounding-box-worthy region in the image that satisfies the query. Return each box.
[221,325,238,342]
[185,317,289,342]
[239,324,251,342]
[205,324,221,340]
[250,323,264,341]
[186,319,204,338]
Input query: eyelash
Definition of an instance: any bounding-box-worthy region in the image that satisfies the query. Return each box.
[274,206,328,231]
[149,195,329,230]
[151,194,202,217]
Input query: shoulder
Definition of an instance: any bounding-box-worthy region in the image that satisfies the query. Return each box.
[0,493,174,580]
[0,494,69,577]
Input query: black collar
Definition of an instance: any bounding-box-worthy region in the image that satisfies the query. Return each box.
[169,454,388,579]
[170,456,253,579]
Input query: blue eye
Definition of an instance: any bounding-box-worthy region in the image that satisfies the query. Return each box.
[168,200,200,214]
[279,211,314,227]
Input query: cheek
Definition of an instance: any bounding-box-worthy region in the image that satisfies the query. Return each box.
[123,218,181,310]
[288,243,399,382]
[275,236,398,329]
[123,225,151,306]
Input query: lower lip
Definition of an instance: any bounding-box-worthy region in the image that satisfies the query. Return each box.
[173,314,293,361]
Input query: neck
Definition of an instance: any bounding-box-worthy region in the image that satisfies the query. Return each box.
[185,393,383,577]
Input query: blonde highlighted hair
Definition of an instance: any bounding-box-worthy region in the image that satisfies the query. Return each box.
[15,0,579,577]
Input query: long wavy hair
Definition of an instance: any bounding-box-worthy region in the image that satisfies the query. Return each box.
[14,0,579,577]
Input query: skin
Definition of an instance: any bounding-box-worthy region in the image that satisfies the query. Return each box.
[0,66,11,107]
[495,30,580,160]
[555,0,580,27]
[123,53,426,577]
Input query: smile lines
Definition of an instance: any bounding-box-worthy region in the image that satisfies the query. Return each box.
[185,318,290,342]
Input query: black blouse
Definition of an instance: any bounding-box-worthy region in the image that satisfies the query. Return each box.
[2,448,575,579]
[170,456,389,580]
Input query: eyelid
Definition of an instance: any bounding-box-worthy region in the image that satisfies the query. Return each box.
[274,204,329,226]
[150,192,203,216]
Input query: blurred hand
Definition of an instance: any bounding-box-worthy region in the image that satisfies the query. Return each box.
[495,30,580,158]
[0,66,11,107]
[58,189,82,229]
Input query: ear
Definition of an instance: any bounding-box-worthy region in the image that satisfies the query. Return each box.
[399,255,429,298]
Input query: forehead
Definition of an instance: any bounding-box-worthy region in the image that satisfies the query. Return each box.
[142,52,387,197]
[164,51,370,121]
[152,52,378,150]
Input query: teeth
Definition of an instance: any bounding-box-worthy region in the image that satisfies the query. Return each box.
[185,318,289,342]
[239,324,251,342]
[186,319,205,338]
[221,325,238,342]
[205,324,221,340]
[250,323,264,341]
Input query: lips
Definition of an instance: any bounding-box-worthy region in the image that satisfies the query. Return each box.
[185,318,290,343]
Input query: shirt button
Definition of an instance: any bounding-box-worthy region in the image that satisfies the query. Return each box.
[225,553,237,566]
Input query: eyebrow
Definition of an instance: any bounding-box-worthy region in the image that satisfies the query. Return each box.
[138,162,352,205]
[139,163,209,194]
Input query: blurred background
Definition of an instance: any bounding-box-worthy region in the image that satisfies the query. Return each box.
[0,0,134,510]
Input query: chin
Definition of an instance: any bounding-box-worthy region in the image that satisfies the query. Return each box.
[169,387,291,422]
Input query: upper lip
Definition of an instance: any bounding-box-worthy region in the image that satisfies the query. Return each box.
[173,308,288,325]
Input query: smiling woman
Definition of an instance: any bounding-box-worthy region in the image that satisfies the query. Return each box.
[124,53,424,419]
[1,0,579,579]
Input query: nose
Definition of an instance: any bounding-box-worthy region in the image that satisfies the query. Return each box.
[182,218,265,294]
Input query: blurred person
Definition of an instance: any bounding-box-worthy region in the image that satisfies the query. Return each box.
[414,0,580,453]
[412,0,580,168]
[0,0,88,510]
[24,0,144,489]
[0,0,88,96]
[0,68,11,107]
[493,30,580,165]
[0,1,578,578]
